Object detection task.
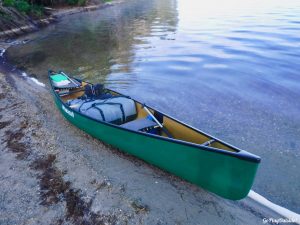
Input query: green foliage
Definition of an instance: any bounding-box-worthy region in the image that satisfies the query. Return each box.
[0,9,11,20]
[67,0,78,5]
[1,0,104,16]
[3,0,15,6]
[66,0,86,6]
[78,0,86,6]
[14,0,30,13]
[30,4,44,17]
[2,0,44,17]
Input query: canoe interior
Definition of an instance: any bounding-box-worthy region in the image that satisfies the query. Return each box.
[59,81,237,153]
[50,72,261,200]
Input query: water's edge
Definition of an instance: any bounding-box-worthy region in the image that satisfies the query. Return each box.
[0,2,120,40]
[1,0,300,221]
[1,44,299,223]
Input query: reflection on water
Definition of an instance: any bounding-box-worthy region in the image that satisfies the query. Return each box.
[6,0,300,212]
[6,0,178,87]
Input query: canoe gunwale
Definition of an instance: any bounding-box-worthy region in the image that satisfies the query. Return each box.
[48,73,261,164]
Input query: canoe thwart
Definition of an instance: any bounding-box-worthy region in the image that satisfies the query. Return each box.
[202,139,216,146]
[142,104,173,138]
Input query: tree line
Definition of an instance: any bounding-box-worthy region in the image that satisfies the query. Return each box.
[1,0,109,17]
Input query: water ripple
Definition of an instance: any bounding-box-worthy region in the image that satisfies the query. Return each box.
[4,0,300,213]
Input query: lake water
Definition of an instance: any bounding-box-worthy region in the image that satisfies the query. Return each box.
[5,0,300,212]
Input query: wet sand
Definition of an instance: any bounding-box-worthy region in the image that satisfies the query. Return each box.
[0,62,287,224]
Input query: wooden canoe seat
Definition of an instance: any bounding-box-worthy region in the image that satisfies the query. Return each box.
[120,118,157,131]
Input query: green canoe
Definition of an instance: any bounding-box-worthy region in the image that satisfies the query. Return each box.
[49,70,260,200]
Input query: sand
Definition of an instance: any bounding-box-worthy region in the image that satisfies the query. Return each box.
[0,60,288,224]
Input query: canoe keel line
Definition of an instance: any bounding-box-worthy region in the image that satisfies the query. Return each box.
[49,70,261,200]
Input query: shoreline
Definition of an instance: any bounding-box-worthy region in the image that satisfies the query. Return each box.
[0,3,298,224]
[1,53,299,224]
[2,46,299,224]
[0,68,283,224]
[0,1,120,40]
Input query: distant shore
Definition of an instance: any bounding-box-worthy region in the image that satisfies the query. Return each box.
[0,1,122,62]
[0,1,118,40]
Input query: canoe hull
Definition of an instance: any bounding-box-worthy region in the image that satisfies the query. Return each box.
[53,95,259,200]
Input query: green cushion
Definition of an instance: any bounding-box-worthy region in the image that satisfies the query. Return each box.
[50,74,68,82]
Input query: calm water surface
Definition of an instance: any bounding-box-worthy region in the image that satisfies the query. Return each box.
[6,0,300,212]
